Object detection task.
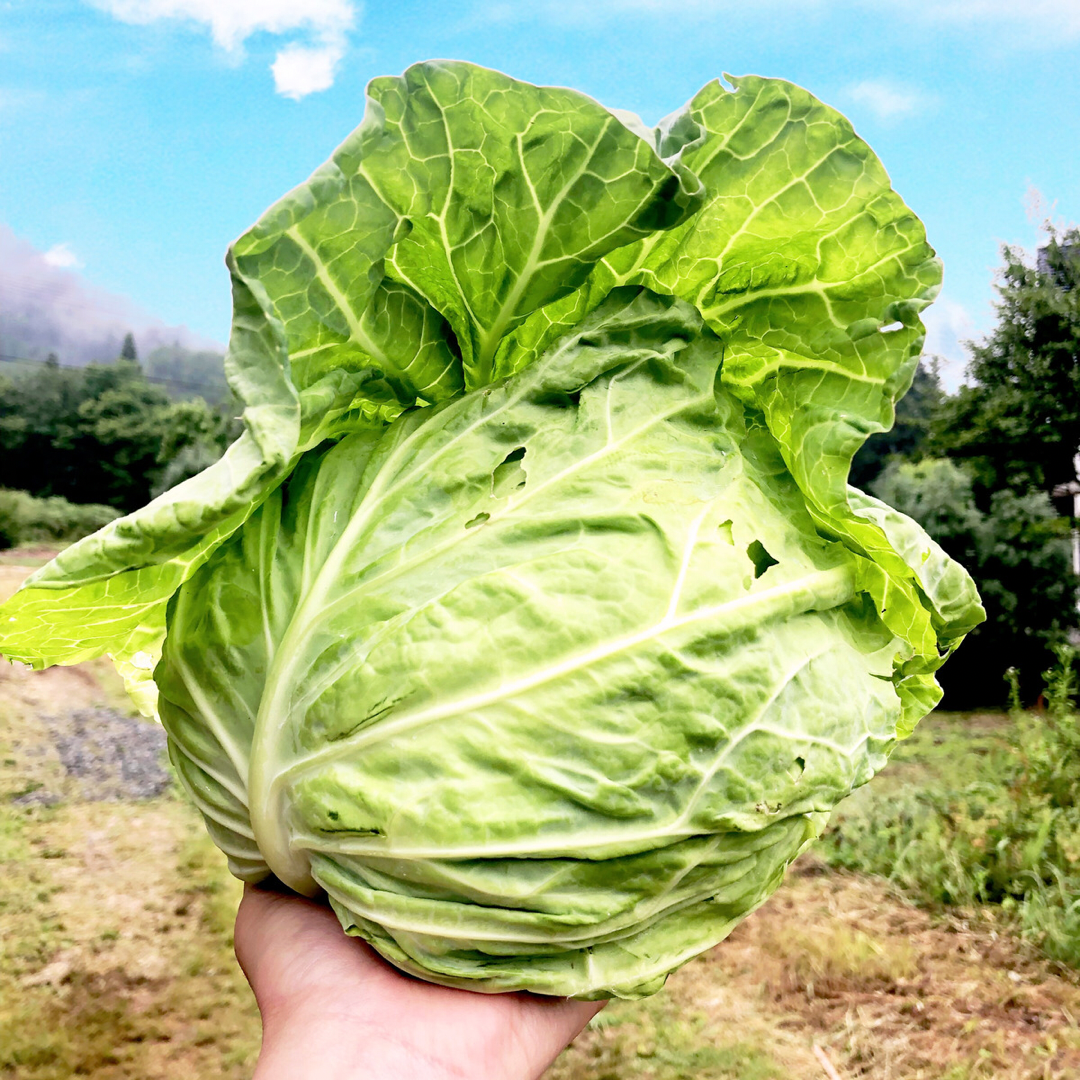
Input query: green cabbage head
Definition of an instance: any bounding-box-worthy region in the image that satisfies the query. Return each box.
[0,62,983,999]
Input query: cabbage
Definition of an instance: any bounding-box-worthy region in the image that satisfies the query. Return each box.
[0,61,983,999]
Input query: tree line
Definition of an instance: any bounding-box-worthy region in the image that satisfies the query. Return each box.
[0,229,1077,705]
[0,334,239,511]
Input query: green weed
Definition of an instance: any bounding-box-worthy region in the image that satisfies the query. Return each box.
[822,645,1080,969]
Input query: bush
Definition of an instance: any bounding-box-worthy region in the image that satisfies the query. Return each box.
[0,491,20,549]
[0,489,119,551]
[872,458,1077,707]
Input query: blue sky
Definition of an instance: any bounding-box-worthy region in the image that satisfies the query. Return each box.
[1,0,1078,388]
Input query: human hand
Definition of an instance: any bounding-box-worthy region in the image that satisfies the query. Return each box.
[234,883,603,1080]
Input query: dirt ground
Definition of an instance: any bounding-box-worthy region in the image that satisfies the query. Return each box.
[3,558,1080,1079]
[0,593,259,1080]
[549,856,1080,1080]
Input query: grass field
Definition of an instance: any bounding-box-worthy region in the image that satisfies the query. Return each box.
[2,552,1080,1079]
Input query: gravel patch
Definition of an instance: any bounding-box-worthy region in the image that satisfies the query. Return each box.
[14,708,170,804]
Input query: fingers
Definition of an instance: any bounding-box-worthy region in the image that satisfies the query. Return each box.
[235,882,373,1021]
[234,881,609,1080]
[503,993,606,1080]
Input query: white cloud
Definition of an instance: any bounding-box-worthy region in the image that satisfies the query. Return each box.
[271,41,342,99]
[922,295,977,392]
[93,0,355,52]
[844,80,929,121]
[43,243,84,270]
[91,0,357,97]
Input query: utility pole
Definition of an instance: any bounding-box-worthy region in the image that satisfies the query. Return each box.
[1053,451,1080,618]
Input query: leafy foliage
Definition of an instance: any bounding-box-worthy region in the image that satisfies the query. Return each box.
[0,62,981,998]
[873,459,1076,705]
[934,227,1080,499]
[144,344,232,405]
[0,360,238,511]
[0,490,119,551]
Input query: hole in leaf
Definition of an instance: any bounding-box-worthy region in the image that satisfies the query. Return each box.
[747,540,779,578]
[492,447,528,497]
[880,321,904,333]
[465,512,490,529]
[443,324,463,360]
[535,387,582,409]
[717,519,734,545]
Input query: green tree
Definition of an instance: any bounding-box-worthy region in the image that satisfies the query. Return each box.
[935,227,1080,500]
[0,361,93,498]
[73,374,173,506]
[151,397,239,496]
[850,360,943,490]
[0,358,236,511]
[120,332,138,362]
[874,458,1076,705]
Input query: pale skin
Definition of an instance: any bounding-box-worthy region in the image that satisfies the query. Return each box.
[234,883,604,1080]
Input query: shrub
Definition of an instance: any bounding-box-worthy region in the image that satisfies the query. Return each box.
[0,490,119,551]
[872,458,1076,707]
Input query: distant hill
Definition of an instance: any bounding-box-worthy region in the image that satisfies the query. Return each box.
[0,224,224,370]
[144,343,231,404]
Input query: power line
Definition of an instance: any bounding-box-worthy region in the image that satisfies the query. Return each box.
[0,351,229,396]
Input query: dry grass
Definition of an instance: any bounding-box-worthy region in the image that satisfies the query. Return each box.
[0,803,259,1079]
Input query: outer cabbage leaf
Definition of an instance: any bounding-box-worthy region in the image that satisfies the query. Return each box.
[226,98,460,417]
[231,59,703,408]
[844,487,985,733]
[612,74,942,496]
[593,76,966,667]
[365,61,703,384]
[156,291,929,997]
